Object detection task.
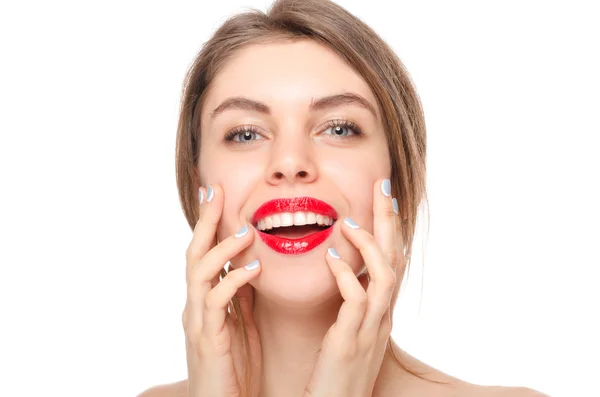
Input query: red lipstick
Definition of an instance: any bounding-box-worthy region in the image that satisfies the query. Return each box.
[252,197,337,255]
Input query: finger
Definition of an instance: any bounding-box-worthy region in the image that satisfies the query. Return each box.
[341,218,395,293]
[377,306,393,340]
[204,259,261,335]
[186,184,223,286]
[392,198,406,278]
[234,277,257,327]
[390,201,407,316]
[185,224,254,338]
[373,179,398,271]
[341,218,396,329]
[187,224,255,311]
[326,248,367,335]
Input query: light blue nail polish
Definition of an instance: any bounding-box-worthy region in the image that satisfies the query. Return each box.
[343,217,359,229]
[381,179,391,197]
[327,247,341,259]
[392,198,399,215]
[207,185,214,203]
[198,188,204,205]
[245,259,260,270]
[235,224,249,238]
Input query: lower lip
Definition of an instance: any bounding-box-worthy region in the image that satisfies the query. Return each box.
[256,225,334,255]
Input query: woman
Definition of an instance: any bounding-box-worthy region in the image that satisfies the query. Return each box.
[139,0,547,396]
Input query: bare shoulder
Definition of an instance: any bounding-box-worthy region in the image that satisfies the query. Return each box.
[493,386,551,397]
[464,384,551,397]
[504,387,550,397]
[382,340,550,397]
[136,379,188,397]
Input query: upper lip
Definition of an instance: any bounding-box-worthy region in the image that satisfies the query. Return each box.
[251,197,338,225]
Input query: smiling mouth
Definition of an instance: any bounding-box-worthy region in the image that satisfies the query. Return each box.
[251,197,338,254]
[255,211,335,238]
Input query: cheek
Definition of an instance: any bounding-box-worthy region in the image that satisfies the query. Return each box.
[211,161,264,241]
[323,155,376,187]
[322,158,382,232]
[199,141,267,241]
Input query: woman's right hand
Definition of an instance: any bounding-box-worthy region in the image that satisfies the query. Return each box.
[182,184,262,397]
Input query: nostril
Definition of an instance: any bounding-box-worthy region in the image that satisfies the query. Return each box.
[270,170,311,182]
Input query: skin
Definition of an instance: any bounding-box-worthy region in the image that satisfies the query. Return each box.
[199,40,389,305]
[198,39,394,396]
[138,40,550,397]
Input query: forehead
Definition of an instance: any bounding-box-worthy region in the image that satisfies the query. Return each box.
[202,40,379,121]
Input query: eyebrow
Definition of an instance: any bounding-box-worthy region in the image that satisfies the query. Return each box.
[209,92,378,121]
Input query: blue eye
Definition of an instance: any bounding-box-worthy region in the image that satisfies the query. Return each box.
[224,126,264,143]
[224,119,363,144]
[322,119,363,137]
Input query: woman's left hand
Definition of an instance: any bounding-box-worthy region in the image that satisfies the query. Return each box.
[303,178,406,397]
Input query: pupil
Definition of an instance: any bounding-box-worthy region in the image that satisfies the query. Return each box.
[335,126,344,135]
[244,132,252,140]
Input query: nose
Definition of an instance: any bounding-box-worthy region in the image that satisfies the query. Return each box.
[266,131,318,185]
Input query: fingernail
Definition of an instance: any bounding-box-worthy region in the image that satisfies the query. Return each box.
[392,198,399,215]
[381,179,391,197]
[245,259,260,270]
[207,185,214,203]
[327,247,341,259]
[343,217,359,229]
[198,188,204,205]
[235,224,249,238]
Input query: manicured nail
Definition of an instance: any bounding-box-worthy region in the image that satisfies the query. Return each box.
[207,185,214,202]
[245,259,260,270]
[327,248,341,259]
[392,198,399,215]
[343,217,359,229]
[198,188,204,205]
[381,179,391,197]
[235,224,249,238]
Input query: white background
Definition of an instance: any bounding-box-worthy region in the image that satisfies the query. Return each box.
[0,1,598,396]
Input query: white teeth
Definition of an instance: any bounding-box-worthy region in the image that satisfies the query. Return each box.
[293,212,307,225]
[272,214,281,228]
[256,211,336,231]
[280,212,294,227]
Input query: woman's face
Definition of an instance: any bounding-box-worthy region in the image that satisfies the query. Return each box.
[198,40,390,306]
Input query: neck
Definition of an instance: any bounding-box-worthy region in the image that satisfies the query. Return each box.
[253,289,343,397]
[253,291,409,397]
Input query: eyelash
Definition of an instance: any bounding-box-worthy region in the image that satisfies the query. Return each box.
[224,119,363,144]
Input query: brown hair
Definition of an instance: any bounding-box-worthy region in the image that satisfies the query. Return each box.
[175,0,434,394]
